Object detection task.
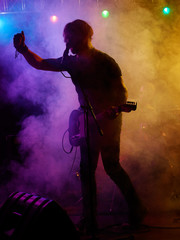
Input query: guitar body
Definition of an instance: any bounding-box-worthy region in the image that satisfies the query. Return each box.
[68,109,86,147]
[68,101,137,147]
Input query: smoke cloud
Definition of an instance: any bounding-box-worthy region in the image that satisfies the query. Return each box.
[0,1,180,215]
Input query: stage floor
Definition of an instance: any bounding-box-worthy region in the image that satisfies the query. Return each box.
[70,212,180,240]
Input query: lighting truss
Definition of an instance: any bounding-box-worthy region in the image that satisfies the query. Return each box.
[0,0,100,13]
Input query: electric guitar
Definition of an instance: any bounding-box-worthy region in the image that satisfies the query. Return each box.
[68,101,137,147]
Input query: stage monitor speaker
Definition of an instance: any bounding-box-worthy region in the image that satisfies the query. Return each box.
[0,191,80,240]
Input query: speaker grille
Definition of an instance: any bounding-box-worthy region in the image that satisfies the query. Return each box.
[0,192,79,240]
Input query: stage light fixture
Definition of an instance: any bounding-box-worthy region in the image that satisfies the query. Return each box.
[102,10,109,18]
[162,7,171,15]
[50,15,58,23]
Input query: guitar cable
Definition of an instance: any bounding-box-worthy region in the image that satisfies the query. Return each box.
[62,129,80,176]
[62,128,73,154]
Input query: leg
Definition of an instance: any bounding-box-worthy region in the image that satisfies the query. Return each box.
[79,140,99,232]
[101,126,146,225]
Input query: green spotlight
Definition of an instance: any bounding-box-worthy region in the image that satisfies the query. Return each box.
[163,7,171,15]
[102,10,109,18]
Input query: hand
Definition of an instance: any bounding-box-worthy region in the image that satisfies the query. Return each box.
[13,31,28,53]
[106,106,119,119]
[120,105,132,112]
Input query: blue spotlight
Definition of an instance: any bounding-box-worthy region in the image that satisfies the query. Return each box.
[0,18,4,29]
[0,15,17,43]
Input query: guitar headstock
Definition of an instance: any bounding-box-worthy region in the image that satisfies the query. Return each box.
[119,101,137,112]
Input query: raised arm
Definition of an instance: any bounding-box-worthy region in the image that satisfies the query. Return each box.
[23,50,62,71]
[13,31,63,72]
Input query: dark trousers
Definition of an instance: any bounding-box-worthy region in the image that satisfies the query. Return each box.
[80,114,143,229]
